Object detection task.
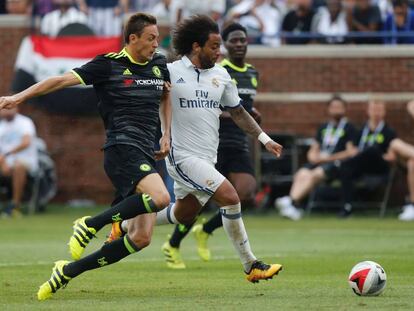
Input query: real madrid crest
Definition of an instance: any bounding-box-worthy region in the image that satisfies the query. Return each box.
[212,78,219,88]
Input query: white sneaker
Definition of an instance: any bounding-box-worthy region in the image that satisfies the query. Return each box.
[275,196,302,221]
[398,205,414,221]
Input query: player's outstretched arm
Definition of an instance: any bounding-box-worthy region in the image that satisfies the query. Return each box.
[0,72,81,110]
[228,105,283,157]
[155,82,172,161]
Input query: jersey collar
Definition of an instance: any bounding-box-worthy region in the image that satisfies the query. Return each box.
[120,48,149,66]
[221,58,248,72]
[182,55,195,68]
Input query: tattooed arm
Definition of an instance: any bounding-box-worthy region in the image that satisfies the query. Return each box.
[228,105,283,157]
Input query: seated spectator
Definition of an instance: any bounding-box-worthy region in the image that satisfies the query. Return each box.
[339,99,396,217]
[281,0,316,44]
[129,0,160,13]
[1,0,6,14]
[347,0,382,44]
[227,0,282,46]
[275,95,357,220]
[175,0,226,23]
[40,0,88,37]
[6,0,31,14]
[311,0,349,43]
[77,0,128,36]
[386,100,414,221]
[150,0,172,22]
[0,108,38,217]
[32,0,54,18]
[383,0,414,44]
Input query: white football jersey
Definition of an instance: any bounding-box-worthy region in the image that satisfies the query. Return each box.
[168,56,241,163]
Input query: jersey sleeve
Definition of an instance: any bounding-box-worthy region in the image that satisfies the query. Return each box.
[221,75,242,108]
[71,55,111,85]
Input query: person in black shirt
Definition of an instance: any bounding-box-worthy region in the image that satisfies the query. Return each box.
[275,95,357,220]
[281,0,316,44]
[339,99,396,217]
[159,23,262,267]
[0,13,172,300]
[347,0,382,44]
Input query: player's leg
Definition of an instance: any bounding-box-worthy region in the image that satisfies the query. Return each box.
[213,179,282,282]
[68,146,170,260]
[38,173,170,300]
[161,195,203,269]
[399,158,414,220]
[194,172,256,261]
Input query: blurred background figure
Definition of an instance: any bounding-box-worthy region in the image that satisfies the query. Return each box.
[312,0,349,43]
[347,0,382,44]
[339,100,396,217]
[129,0,159,13]
[386,100,414,221]
[175,0,226,24]
[226,0,282,46]
[76,0,128,36]
[281,0,316,44]
[5,0,32,14]
[0,0,6,14]
[275,95,357,220]
[149,0,172,22]
[0,107,38,218]
[32,0,54,18]
[40,0,88,37]
[383,0,414,44]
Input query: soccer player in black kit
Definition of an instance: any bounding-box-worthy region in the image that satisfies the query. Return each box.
[0,13,172,300]
[161,23,262,268]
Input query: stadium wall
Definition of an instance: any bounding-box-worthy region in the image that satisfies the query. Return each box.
[1,17,413,203]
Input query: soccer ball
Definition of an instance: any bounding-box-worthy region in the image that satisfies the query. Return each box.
[348,261,387,296]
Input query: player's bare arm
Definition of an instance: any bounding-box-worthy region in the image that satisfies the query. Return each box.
[228,105,282,157]
[155,82,172,161]
[0,72,80,110]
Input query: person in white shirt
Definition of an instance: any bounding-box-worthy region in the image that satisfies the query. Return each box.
[174,0,226,23]
[40,0,88,37]
[0,108,38,216]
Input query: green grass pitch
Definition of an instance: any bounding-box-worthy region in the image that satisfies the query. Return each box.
[0,206,413,310]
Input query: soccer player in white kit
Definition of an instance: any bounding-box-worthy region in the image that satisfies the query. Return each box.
[160,15,283,282]
[107,15,283,282]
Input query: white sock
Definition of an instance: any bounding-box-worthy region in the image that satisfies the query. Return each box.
[220,203,256,272]
[156,203,179,225]
[121,220,128,232]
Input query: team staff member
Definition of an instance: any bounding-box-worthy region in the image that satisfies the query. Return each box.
[0,13,172,300]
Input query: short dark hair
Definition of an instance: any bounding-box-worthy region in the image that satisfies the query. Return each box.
[124,13,157,44]
[392,0,408,7]
[221,23,247,42]
[328,94,347,107]
[172,15,219,56]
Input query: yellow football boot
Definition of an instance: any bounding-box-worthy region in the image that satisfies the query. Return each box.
[37,260,71,301]
[245,261,283,283]
[192,224,211,261]
[68,216,96,260]
[161,241,186,269]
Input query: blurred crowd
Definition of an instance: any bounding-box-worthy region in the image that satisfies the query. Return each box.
[1,0,414,45]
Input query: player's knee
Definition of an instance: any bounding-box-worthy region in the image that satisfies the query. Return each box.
[127,231,152,249]
[239,190,255,206]
[176,213,196,226]
[220,190,240,206]
[151,192,170,212]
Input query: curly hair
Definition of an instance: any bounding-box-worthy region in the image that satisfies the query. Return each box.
[221,22,247,42]
[172,15,219,56]
[124,13,157,44]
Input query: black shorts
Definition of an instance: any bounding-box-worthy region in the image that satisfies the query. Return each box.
[104,145,157,203]
[302,162,340,181]
[216,148,254,177]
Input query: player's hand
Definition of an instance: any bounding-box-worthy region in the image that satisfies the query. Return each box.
[265,140,283,158]
[0,96,19,110]
[155,135,171,161]
[163,82,171,93]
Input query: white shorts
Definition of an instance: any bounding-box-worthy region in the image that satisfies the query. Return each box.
[166,154,225,206]
[6,155,38,174]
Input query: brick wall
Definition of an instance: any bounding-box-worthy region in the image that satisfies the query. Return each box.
[1,19,414,203]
